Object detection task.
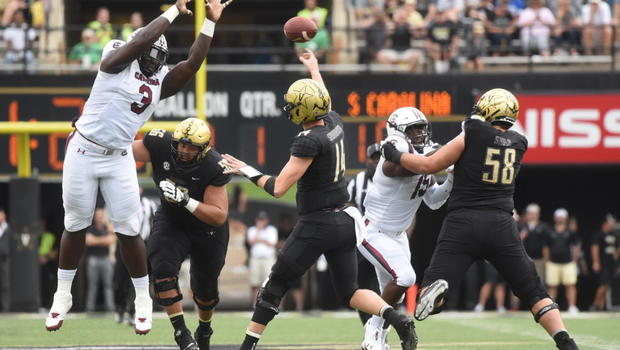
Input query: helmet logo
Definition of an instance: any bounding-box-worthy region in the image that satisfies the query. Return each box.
[293,84,312,110]
[183,120,196,138]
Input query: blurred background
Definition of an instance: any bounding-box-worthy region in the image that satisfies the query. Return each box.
[0,0,619,323]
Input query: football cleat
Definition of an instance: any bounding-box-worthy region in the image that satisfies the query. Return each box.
[45,291,73,331]
[133,294,153,335]
[361,319,384,350]
[194,325,214,350]
[382,326,391,350]
[391,314,418,350]
[415,279,449,322]
[175,328,199,350]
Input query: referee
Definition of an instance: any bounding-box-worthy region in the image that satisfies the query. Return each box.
[347,143,381,325]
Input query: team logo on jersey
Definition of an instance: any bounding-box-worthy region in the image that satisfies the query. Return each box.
[121,150,128,156]
[163,161,170,171]
[77,148,85,154]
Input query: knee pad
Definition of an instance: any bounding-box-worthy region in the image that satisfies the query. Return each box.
[252,271,292,325]
[110,211,140,236]
[64,214,92,233]
[532,302,559,323]
[525,290,553,310]
[154,277,183,306]
[193,294,220,311]
[396,268,416,289]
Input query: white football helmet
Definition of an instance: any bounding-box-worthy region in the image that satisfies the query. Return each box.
[128,28,169,77]
[386,107,432,152]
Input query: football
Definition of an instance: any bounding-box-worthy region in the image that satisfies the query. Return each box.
[283,16,317,43]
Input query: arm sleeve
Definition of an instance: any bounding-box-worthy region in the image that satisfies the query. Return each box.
[290,134,320,157]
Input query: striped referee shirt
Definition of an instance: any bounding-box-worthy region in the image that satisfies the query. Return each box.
[346,170,374,216]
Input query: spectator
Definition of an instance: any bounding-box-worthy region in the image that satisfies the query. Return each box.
[4,10,36,74]
[547,0,584,18]
[1,0,27,28]
[29,0,46,29]
[553,0,581,56]
[517,0,556,57]
[121,12,143,42]
[519,203,553,284]
[361,9,389,63]
[404,0,425,27]
[582,0,612,55]
[356,0,386,29]
[425,6,459,73]
[377,8,423,72]
[465,20,487,71]
[298,0,330,29]
[88,6,116,47]
[276,213,304,311]
[247,211,278,305]
[385,0,402,19]
[487,0,517,56]
[590,214,619,311]
[417,0,438,25]
[0,209,10,312]
[67,28,103,68]
[254,31,277,64]
[437,0,466,21]
[85,208,116,312]
[543,208,581,314]
[606,0,620,48]
[474,261,507,313]
[498,0,526,16]
[476,0,496,21]
[39,219,58,310]
[295,16,330,64]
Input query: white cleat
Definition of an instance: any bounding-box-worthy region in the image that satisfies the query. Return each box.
[382,326,391,350]
[361,319,384,350]
[415,279,449,321]
[133,294,153,335]
[45,291,73,331]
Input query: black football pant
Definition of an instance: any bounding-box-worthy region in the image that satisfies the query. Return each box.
[272,210,359,307]
[148,213,229,302]
[422,208,547,309]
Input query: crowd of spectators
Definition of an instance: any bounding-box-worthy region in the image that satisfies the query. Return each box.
[354,0,619,72]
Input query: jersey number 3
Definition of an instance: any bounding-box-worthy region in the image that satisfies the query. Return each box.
[131,84,153,115]
[482,147,516,185]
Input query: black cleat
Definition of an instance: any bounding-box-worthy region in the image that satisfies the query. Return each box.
[391,313,418,350]
[194,325,214,350]
[175,328,199,350]
[415,279,448,321]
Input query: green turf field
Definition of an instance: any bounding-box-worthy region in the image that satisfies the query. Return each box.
[1,311,619,349]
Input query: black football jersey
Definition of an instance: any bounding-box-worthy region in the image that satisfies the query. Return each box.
[290,111,348,215]
[143,129,232,232]
[448,118,528,213]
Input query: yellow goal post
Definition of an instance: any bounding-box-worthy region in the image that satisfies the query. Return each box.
[0,121,182,178]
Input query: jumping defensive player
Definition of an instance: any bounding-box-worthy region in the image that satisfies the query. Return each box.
[133,118,230,350]
[359,107,453,350]
[221,48,419,350]
[381,88,579,350]
[46,0,231,335]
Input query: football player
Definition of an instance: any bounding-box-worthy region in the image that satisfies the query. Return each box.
[359,107,454,350]
[381,89,579,350]
[132,118,230,350]
[221,48,419,350]
[46,0,232,335]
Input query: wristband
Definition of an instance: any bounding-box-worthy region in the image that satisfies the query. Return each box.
[239,166,263,185]
[201,19,216,37]
[161,6,180,24]
[185,198,199,213]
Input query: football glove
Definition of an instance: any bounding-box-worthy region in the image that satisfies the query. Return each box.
[381,141,404,165]
[446,165,454,183]
[159,180,190,206]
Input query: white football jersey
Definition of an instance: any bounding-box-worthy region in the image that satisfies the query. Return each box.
[363,136,434,232]
[76,40,170,150]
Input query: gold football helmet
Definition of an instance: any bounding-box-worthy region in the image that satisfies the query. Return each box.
[472,88,520,127]
[171,118,211,167]
[284,79,331,125]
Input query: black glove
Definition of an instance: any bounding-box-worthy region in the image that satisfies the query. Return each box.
[381,141,404,165]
